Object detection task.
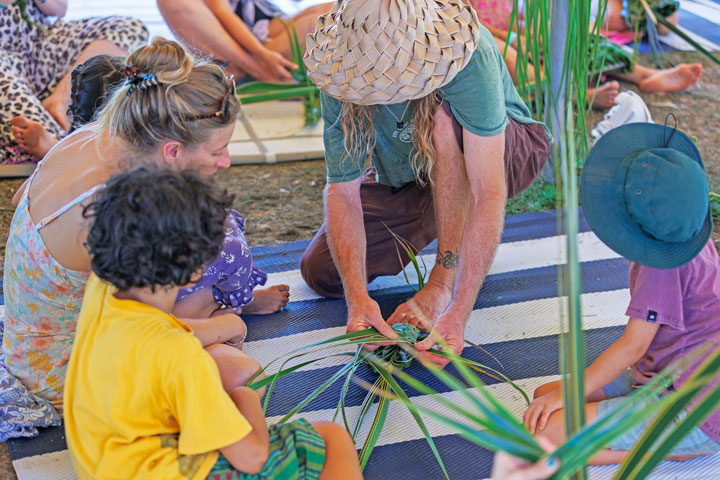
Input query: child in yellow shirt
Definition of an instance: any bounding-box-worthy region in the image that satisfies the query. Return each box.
[64,167,362,480]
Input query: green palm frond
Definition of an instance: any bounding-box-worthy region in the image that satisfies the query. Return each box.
[250,323,529,477]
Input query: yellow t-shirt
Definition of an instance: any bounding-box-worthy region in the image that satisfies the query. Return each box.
[64,274,253,480]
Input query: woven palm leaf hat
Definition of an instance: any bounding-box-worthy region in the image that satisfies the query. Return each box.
[303,0,481,105]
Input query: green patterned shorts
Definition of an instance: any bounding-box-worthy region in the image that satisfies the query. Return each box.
[207,419,326,480]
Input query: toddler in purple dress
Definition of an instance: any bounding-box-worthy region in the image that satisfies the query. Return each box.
[177,209,289,316]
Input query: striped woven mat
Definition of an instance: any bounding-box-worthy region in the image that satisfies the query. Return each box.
[7,209,720,479]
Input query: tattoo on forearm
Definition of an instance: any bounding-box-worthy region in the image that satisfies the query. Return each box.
[437,250,460,270]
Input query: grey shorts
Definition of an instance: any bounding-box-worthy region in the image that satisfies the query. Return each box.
[598,370,720,455]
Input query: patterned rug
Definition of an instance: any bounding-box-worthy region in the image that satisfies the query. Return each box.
[7,209,720,479]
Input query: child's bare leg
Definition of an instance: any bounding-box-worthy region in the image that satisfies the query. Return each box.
[312,421,363,480]
[206,343,266,398]
[538,402,708,464]
[242,284,290,315]
[265,3,333,59]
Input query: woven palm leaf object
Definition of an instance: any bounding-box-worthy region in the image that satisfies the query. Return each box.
[303,0,481,105]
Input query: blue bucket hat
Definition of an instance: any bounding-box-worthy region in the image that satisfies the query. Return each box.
[580,121,712,269]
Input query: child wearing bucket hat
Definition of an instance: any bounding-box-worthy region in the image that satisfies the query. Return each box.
[523,121,720,463]
[300,0,552,365]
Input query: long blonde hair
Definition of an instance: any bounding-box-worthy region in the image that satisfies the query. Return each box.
[94,38,240,154]
[340,94,439,186]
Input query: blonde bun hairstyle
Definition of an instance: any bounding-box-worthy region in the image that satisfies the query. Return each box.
[95,37,239,152]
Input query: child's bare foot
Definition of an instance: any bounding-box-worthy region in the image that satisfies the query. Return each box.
[589,81,620,110]
[41,96,70,131]
[11,117,59,159]
[638,63,703,93]
[242,285,290,314]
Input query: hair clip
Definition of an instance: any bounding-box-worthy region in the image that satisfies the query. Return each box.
[124,64,160,96]
[124,65,139,81]
[137,74,160,92]
[124,65,141,96]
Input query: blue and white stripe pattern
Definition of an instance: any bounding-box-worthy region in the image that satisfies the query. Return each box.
[630,0,720,53]
[9,210,720,478]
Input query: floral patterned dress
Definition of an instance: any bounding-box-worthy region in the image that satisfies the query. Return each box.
[2,176,266,411]
[2,171,99,412]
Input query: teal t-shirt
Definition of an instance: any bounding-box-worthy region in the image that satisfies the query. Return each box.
[322,25,551,187]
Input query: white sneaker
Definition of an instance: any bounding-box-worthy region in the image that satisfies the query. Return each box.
[591,91,653,145]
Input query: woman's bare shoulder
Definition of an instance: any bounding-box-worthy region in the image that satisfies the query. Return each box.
[28,128,113,218]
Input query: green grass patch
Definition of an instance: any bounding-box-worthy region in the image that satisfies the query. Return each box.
[505,178,561,215]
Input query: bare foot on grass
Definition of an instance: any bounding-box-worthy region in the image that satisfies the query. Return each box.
[11,117,59,159]
[639,63,703,93]
[589,81,619,110]
[242,285,290,314]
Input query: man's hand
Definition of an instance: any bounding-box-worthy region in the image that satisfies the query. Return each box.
[523,388,564,434]
[347,295,398,349]
[387,280,453,331]
[414,311,466,368]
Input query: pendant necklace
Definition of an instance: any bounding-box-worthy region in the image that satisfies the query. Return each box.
[384,102,411,130]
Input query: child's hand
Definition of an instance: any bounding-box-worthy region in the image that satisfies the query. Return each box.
[256,48,298,83]
[523,389,564,434]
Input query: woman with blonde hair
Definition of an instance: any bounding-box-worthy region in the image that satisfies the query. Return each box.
[300,0,552,367]
[2,38,260,413]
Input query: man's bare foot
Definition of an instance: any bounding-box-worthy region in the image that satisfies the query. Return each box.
[589,81,620,110]
[41,96,70,131]
[639,63,703,93]
[242,285,290,314]
[11,117,59,159]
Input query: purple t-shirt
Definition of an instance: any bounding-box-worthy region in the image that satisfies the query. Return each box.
[626,240,720,442]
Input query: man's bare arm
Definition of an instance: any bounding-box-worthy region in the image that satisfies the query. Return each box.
[324,179,397,338]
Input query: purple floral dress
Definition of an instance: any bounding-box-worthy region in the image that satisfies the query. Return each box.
[178,210,267,309]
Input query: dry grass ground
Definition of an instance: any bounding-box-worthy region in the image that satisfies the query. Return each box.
[0,51,718,478]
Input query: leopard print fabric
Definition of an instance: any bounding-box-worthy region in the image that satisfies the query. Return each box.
[0,1,148,165]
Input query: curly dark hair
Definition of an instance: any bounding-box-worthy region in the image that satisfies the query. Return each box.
[84,167,234,291]
[67,55,126,133]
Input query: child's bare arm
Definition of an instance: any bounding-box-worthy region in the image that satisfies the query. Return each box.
[220,387,270,474]
[183,313,247,347]
[583,317,659,394]
[203,0,295,82]
[524,317,659,433]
